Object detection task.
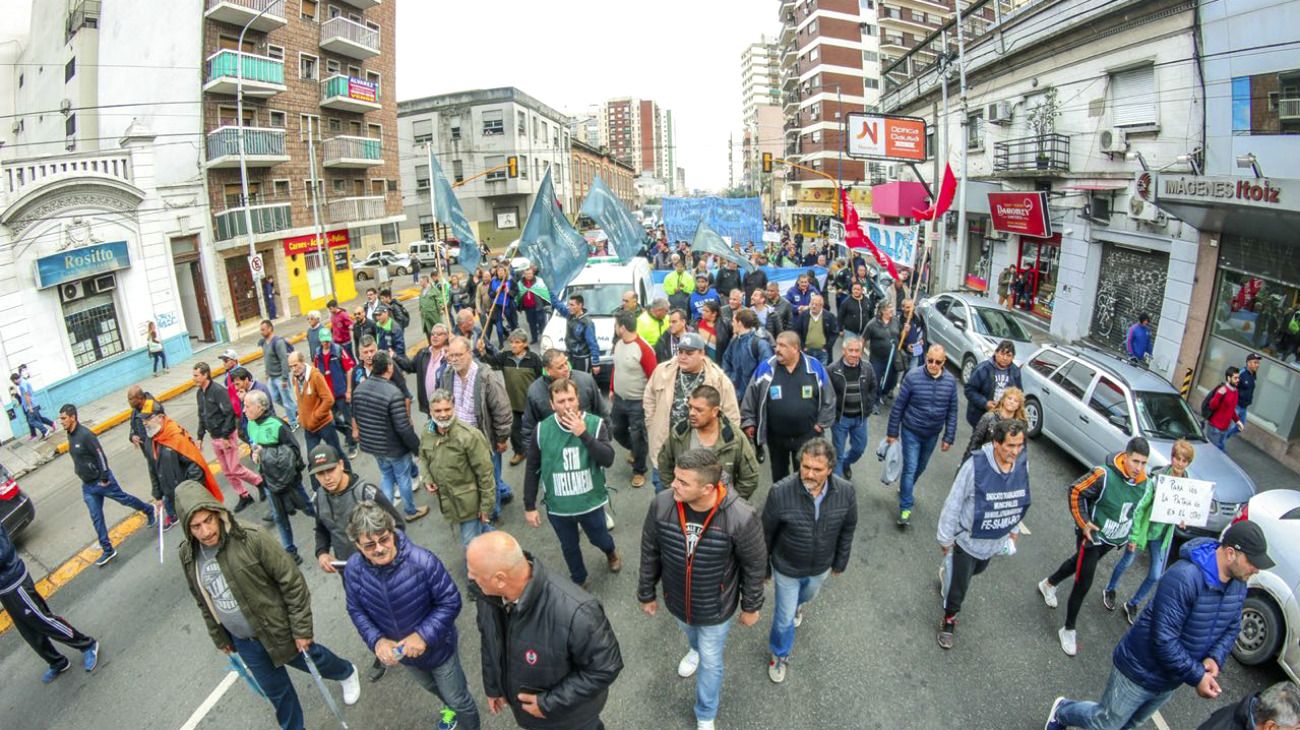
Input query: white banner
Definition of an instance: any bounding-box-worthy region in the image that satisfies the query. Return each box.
[1151,474,1215,528]
[860,221,920,269]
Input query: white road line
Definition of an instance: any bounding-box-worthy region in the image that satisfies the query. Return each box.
[1152,709,1171,730]
[179,671,238,730]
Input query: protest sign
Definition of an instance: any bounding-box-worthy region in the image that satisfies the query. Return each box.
[663,197,763,247]
[1151,474,1214,528]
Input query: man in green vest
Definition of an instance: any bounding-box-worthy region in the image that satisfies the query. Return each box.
[523,377,621,589]
[1038,436,1151,657]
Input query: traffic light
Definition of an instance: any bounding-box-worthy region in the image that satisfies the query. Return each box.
[507,156,519,178]
[762,152,773,174]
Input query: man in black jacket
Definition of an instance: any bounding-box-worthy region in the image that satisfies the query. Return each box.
[638,448,766,730]
[1196,680,1300,730]
[762,438,858,683]
[963,340,1022,427]
[521,350,607,447]
[827,336,878,479]
[351,352,428,520]
[60,403,154,566]
[468,531,623,730]
[838,281,875,339]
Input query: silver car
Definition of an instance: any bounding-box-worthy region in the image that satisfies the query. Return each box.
[1021,344,1256,537]
[351,250,411,281]
[919,292,1036,382]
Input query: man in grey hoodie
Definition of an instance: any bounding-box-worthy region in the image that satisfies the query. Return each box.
[935,418,1030,650]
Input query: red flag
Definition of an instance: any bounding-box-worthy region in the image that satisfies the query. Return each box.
[912,163,957,221]
[842,189,902,281]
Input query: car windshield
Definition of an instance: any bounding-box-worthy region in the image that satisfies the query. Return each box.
[971,306,1032,341]
[1134,391,1206,442]
[566,284,630,316]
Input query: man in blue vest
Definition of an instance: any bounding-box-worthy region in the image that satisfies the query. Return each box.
[936,418,1030,650]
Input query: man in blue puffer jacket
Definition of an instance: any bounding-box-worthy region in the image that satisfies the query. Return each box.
[343,503,480,730]
[1045,521,1274,730]
[886,343,959,527]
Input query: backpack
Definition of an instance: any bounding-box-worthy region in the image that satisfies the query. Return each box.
[1200,387,1221,420]
[390,301,411,329]
[749,329,773,361]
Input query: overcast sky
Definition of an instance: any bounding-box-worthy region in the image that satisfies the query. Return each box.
[395,2,778,192]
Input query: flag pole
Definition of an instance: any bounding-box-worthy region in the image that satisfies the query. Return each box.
[426,143,454,330]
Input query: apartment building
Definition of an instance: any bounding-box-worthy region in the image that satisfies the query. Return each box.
[601,97,678,193]
[571,139,636,215]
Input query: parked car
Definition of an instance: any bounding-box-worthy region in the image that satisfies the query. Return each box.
[407,240,457,270]
[1020,343,1255,538]
[919,292,1036,382]
[1231,489,1300,684]
[351,250,411,281]
[0,463,35,538]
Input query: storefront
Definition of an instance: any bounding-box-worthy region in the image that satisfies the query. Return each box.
[1086,243,1168,354]
[283,229,357,315]
[789,186,873,239]
[35,242,132,369]
[989,191,1057,321]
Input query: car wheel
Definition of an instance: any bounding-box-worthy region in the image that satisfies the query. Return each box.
[355,271,369,280]
[1233,594,1284,666]
[960,355,978,384]
[1024,397,1043,438]
[394,267,407,276]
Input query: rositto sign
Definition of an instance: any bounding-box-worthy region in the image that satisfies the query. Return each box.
[845,113,928,163]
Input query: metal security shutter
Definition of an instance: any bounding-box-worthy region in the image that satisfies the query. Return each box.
[1111,65,1156,127]
[1088,244,1169,354]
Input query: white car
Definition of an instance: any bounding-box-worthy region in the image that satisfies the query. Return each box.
[1232,489,1300,684]
[540,257,653,378]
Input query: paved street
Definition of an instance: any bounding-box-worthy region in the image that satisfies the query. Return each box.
[1,351,1292,729]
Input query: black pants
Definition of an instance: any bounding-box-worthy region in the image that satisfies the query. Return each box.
[609,395,649,474]
[767,432,812,483]
[944,545,991,618]
[570,354,593,373]
[509,410,525,457]
[1,576,96,669]
[1047,533,1116,630]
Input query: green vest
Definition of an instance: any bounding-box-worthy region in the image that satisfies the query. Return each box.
[538,413,608,516]
[245,415,284,447]
[1089,459,1148,546]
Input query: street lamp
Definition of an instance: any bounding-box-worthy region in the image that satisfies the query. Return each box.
[235,0,286,323]
[1236,153,1263,178]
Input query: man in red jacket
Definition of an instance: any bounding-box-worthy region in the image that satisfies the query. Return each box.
[1203,367,1243,451]
[328,298,354,359]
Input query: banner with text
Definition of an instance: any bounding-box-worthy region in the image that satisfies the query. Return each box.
[861,221,920,270]
[1151,474,1215,528]
[663,196,763,247]
[988,191,1053,238]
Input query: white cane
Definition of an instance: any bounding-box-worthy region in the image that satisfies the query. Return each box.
[156,504,164,564]
[300,650,349,730]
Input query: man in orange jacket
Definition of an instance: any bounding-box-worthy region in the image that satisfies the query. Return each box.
[288,351,348,490]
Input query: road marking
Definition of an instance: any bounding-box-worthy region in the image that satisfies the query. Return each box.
[179,671,239,730]
[1152,710,1170,730]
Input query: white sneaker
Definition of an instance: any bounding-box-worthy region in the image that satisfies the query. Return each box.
[677,649,700,678]
[605,508,615,531]
[793,604,805,628]
[697,721,715,730]
[1038,578,1058,609]
[1058,627,1078,657]
[340,665,361,705]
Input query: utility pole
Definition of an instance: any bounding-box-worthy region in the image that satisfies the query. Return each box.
[305,116,335,301]
[936,28,950,287]
[954,0,971,293]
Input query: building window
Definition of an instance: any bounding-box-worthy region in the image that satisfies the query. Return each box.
[452,159,463,183]
[65,113,76,137]
[366,70,380,88]
[415,164,430,189]
[381,222,399,246]
[419,215,434,240]
[863,50,878,63]
[450,124,461,140]
[412,119,432,145]
[387,179,397,193]
[967,111,983,149]
[65,57,75,82]
[332,178,347,194]
[482,110,504,136]
[266,44,284,61]
[304,179,323,205]
[64,290,124,369]
[368,123,381,139]
[808,19,818,34]
[325,58,341,75]
[485,154,506,181]
[273,179,291,198]
[301,0,318,21]
[1110,64,1157,127]
[328,117,342,132]
[299,114,319,141]
[269,110,286,128]
[865,78,879,89]
[348,64,361,78]
[517,110,527,135]
[518,154,528,179]
[809,47,819,63]
[299,53,318,80]
[811,130,822,144]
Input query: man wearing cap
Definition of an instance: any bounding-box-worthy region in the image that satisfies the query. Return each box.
[1046,520,1272,730]
[689,274,720,325]
[373,304,405,357]
[312,326,358,459]
[217,349,245,416]
[1226,353,1262,445]
[645,332,741,493]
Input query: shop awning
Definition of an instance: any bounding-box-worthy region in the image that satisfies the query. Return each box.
[871,181,929,219]
[1064,182,1129,191]
[1152,173,1300,243]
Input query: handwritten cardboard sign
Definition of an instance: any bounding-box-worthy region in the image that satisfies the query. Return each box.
[1151,474,1214,528]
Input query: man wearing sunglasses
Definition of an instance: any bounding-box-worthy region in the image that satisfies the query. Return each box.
[886,344,959,527]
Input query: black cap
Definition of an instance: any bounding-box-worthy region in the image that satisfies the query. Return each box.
[307,444,343,475]
[1222,520,1274,570]
[1246,352,1263,362]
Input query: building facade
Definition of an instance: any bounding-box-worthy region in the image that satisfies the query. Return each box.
[740,36,785,210]
[600,97,677,193]
[776,0,881,234]
[571,139,636,214]
[398,87,574,251]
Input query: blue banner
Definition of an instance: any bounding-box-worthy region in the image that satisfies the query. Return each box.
[579,176,642,263]
[429,151,481,273]
[520,169,588,297]
[663,196,763,247]
[35,240,131,289]
[691,221,753,272]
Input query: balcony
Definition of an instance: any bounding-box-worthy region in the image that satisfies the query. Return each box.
[881,34,910,54]
[204,0,287,32]
[319,16,380,60]
[1280,97,1300,121]
[322,135,382,168]
[206,127,289,168]
[214,194,293,242]
[320,74,381,113]
[203,50,286,97]
[335,0,380,7]
[879,6,935,33]
[325,196,386,224]
[992,134,1070,175]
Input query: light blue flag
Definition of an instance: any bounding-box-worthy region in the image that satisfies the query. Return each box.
[429,151,481,273]
[579,176,642,263]
[520,168,588,298]
[691,220,754,272]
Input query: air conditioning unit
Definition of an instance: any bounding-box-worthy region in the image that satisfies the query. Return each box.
[1127,195,1160,222]
[59,281,86,303]
[986,101,1012,125]
[89,274,116,294]
[885,165,899,181]
[1099,127,1128,153]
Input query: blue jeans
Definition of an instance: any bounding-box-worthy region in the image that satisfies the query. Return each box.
[674,618,734,722]
[1225,406,1247,442]
[403,650,481,730]
[524,307,547,343]
[769,568,830,659]
[1055,665,1175,730]
[24,406,54,438]
[547,508,616,585]
[652,467,666,494]
[831,415,868,477]
[265,490,299,555]
[268,377,298,426]
[899,427,941,512]
[81,471,152,552]
[490,450,513,501]
[375,454,418,516]
[1204,423,1229,450]
[151,350,167,372]
[804,347,829,365]
[231,636,354,730]
[457,518,494,549]
[1106,539,1170,609]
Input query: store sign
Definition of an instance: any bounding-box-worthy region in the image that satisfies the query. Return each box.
[988,191,1053,238]
[348,78,378,103]
[283,229,350,257]
[1155,174,1293,211]
[34,240,131,289]
[846,113,927,162]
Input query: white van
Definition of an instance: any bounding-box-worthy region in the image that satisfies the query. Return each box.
[408,240,461,268]
[539,256,653,376]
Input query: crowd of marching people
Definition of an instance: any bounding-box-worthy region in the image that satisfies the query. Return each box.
[1,219,1295,730]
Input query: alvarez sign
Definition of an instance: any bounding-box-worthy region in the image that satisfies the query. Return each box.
[846,113,927,162]
[988,191,1053,238]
